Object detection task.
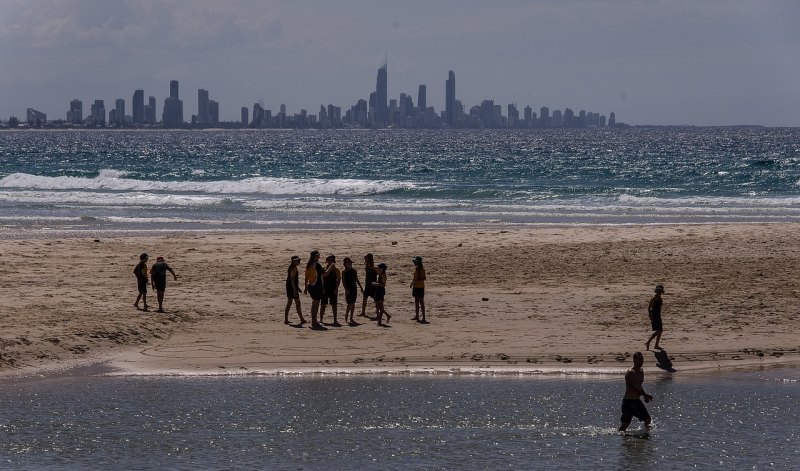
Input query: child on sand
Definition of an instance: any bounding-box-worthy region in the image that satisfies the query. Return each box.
[410,256,427,323]
[133,253,149,311]
[646,284,665,351]
[373,263,391,326]
[284,255,307,325]
[342,257,363,326]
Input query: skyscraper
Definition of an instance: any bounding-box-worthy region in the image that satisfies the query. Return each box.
[145,96,157,124]
[67,99,83,124]
[162,80,183,128]
[132,90,144,124]
[375,62,388,127]
[91,99,105,126]
[446,70,456,127]
[170,80,179,100]
[418,85,426,111]
[115,98,125,126]
[198,89,210,124]
[241,106,248,126]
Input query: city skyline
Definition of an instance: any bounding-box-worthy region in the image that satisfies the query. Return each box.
[1,1,799,126]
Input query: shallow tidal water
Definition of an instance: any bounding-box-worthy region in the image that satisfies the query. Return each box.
[0,368,797,470]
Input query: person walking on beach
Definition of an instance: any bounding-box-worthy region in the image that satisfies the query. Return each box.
[284,255,307,325]
[646,284,665,351]
[410,256,427,323]
[319,254,342,327]
[304,250,325,330]
[373,263,391,326]
[133,253,150,311]
[342,257,363,326]
[360,253,378,319]
[619,352,653,432]
[150,256,178,313]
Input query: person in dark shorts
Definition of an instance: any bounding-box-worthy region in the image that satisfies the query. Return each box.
[303,250,325,330]
[646,284,665,351]
[284,255,306,325]
[149,256,178,313]
[410,256,427,323]
[342,257,363,326]
[319,254,342,327]
[360,253,378,319]
[619,352,653,431]
[133,253,149,311]
[373,263,391,326]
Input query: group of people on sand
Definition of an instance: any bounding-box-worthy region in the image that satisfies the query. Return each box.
[285,251,427,330]
[133,253,179,313]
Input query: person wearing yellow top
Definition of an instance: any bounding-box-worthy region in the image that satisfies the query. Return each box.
[410,256,427,323]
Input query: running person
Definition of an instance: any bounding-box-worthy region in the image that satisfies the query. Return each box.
[410,256,427,323]
[284,255,307,325]
[619,352,654,432]
[342,257,363,326]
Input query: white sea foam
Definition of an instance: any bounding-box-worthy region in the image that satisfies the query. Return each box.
[0,171,418,196]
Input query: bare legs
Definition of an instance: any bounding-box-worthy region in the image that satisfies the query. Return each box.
[284,297,306,325]
[412,297,426,322]
[645,330,663,350]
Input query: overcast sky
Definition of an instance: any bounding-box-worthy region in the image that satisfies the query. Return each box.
[1,0,799,126]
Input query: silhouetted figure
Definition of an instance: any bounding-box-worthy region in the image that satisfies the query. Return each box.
[342,257,363,326]
[410,256,427,323]
[646,285,665,351]
[150,256,178,313]
[619,352,653,432]
[284,255,306,325]
[133,253,149,311]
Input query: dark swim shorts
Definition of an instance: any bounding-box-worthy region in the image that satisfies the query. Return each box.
[650,314,663,332]
[321,293,338,306]
[153,278,166,292]
[621,399,651,423]
[137,280,148,294]
[345,291,358,305]
[363,285,375,299]
[412,287,425,299]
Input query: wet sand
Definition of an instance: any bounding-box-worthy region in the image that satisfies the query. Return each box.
[1,224,799,377]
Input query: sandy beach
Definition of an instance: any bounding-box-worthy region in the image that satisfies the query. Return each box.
[1,223,798,377]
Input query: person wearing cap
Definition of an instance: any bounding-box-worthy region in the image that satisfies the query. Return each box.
[284,255,307,325]
[619,351,653,432]
[646,284,665,351]
[304,250,325,330]
[373,263,391,326]
[341,257,363,326]
[133,253,150,311]
[360,253,378,319]
[410,256,427,323]
[319,254,342,327]
[149,256,178,313]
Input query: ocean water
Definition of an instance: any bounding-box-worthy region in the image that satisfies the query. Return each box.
[1,128,800,235]
[0,369,797,470]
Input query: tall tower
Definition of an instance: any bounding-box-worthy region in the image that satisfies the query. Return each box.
[170,80,179,99]
[445,70,456,127]
[375,60,388,127]
[198,89,209,124]
[132,90,144,124]
[418,85,426,111]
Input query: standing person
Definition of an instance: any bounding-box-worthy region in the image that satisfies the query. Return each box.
[303,250,325,330]
[284,255,306,325]
[646,284,665,351]
[319,255,342,327]
[410,256,427,323]
[133,253,150,311]
[373,263,391,326]
[342,257,363,326]
[150,256,178,313]
[619,352,654,432]
[360,253,378,319]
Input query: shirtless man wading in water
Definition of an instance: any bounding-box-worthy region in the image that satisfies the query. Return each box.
[619,351,654,432]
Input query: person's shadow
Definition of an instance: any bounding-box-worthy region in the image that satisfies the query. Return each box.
[653,348,677,372]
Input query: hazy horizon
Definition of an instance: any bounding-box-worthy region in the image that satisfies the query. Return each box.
[1,0,799,126]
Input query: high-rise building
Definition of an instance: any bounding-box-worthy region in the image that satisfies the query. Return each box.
[91,100,106,126]
[209,100,219,125]
[418,85,426,111]
[197,89,210,124]
[115,98,125,126]
[375,62,388,127]
[608,112,616,127]
[67,99,83,124]
[445,70,456,127]
[145,96,157,124]
[132,90,144,124]
[539,106,550,128]
[26,108,47,126]
[241,106,249,126]
[162,80,183,128]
